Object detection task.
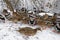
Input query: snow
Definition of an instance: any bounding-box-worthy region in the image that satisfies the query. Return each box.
[0,0,60,40]
[39,13,46,16]
[0,21,60,40]
[28,11,33,13]
[46,13,54,16]
[39,12,54,16]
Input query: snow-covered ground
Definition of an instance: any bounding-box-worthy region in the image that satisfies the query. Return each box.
[0,0,60,40]
[0,21,60,40]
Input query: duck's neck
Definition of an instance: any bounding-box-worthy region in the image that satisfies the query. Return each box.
[35,28,41,31]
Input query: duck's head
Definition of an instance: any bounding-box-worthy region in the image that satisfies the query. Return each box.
[35,28,42,31]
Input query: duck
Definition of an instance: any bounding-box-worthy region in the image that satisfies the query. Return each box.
[56,23,60,32]
[8,12,22,22]
[0,15,5,20]
[17,27,41,36]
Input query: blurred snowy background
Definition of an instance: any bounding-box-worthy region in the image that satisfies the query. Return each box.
[0,0,60,13]
[0,0,60,40]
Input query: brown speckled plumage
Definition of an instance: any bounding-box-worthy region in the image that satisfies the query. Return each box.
[18,27,41,36]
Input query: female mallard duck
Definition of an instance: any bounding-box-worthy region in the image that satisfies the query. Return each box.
[18,27,41,36]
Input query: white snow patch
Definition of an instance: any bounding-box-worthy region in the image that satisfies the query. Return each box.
[39,12,54,16]
[46,13,54,16]
[0,21,60,40]
[39,13,46,16]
